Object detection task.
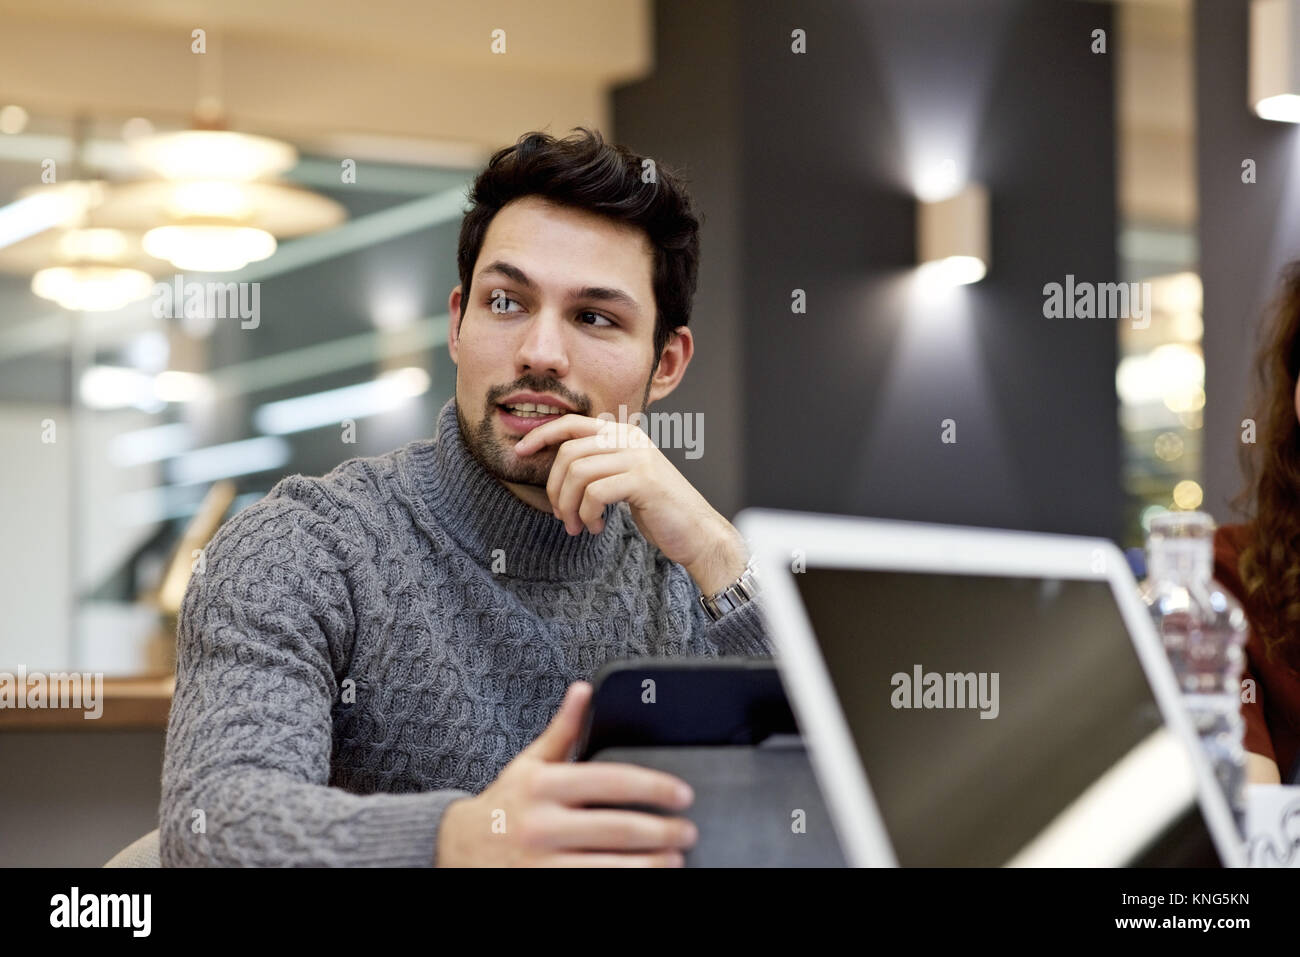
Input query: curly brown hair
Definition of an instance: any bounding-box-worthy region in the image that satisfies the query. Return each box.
[1235,261,1300,672]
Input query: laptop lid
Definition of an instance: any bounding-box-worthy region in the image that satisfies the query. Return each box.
[736,508,1246,868]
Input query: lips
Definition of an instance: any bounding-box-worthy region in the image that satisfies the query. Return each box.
[497,403,565,435]
[499,400,570,416]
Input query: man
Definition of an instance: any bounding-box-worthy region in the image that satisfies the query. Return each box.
[159,128,771,867]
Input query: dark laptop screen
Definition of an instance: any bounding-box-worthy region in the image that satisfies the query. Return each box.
[792,567,1221,866]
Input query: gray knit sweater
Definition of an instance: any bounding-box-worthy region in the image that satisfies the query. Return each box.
[159,396,772,866]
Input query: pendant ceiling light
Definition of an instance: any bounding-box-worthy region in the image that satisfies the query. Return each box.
[98,172,344,273]
[3,180,158,312]
[0,31,346,309]
[118,122,344,272]
[32,261,155,312]
[112,29,344,273]
[128,129,297,182]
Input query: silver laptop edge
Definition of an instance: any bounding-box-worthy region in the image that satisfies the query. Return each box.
[735,507,1247,868]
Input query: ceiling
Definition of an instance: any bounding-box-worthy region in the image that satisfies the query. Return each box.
[0,0,653,161]
[0,0,1191,219]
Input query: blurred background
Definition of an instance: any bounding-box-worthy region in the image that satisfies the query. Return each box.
[2,0,1299,864]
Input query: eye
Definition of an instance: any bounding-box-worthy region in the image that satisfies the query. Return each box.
[578,311,614,328]
[487,291,521,314]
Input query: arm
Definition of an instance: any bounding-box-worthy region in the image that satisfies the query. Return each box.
[1213,529,1283,787]
[676,524,772,658]
[159,488,471,866]
[1241,656,1282,785]
[1246,752,1282,785]
[682,519,773,658]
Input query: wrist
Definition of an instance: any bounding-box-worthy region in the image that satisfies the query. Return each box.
[435,796,473,867]
[687,521,750,598]
[698,554,759,622]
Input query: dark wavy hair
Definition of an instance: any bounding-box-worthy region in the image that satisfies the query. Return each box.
[1235,261,1300,671]
[456,127,701,370]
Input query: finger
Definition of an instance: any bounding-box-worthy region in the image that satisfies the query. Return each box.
[538,851,685,868]
[577,473,640,534]
[538,808,699,852]
[514,413,603,456]
[554,453,635,534]
[521,682,592,762]
[532,761,694,810]
[546,423,655,501]
[545,432,619,510]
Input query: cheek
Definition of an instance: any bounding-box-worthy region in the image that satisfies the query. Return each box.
[587,338,650,387]
[459,322,507,373]
[455,326,503,409]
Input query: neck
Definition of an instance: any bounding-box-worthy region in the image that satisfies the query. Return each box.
[502,480,553,514]
[397,397,628,580]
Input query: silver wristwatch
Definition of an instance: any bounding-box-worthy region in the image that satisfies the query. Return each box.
[699,557,759,621]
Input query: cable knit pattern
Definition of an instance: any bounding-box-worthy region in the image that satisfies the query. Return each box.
[159,396,772,866]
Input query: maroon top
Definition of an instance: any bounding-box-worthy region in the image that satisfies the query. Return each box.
[1213,523,1300,780]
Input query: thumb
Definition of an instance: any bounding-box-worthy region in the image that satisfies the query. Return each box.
[524,681,592,763]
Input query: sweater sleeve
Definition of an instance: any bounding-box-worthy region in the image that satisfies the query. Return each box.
[687,582,774,657]
[159,489,472,867]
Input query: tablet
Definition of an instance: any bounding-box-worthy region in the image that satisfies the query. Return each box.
[574,657,793,760]
[575,657,846,865]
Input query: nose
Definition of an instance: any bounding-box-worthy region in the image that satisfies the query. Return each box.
[515,309,570,378]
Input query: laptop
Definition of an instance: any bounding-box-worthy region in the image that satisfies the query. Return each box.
[734,508,1247,868]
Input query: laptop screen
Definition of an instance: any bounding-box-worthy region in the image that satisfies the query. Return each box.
[792,567,1222,866]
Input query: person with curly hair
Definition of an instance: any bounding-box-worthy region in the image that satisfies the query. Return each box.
[1215,261,1300,786]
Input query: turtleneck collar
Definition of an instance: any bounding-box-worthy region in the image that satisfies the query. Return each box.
[397,397,628,581]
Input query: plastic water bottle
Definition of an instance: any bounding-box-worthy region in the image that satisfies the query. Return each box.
[1138,511,1248,832]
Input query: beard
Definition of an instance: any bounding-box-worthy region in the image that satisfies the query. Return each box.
[458,403,556,487]
[456,374,654,488]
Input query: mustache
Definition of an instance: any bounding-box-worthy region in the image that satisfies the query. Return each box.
[487,378,589,415]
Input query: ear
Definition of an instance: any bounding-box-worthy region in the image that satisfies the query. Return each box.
[448,285,464,364]
[646,327,693,404]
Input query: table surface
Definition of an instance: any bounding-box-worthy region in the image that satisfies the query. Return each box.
[0,674,174,731]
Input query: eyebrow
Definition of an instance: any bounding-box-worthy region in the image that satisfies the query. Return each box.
[478,260,643,319]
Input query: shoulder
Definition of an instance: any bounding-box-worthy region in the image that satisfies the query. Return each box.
[1213,522,1253,591]
[272,443,416,520]
[1214,521,1252,555]
[1212,523,1276,667]
[209,443,420,565]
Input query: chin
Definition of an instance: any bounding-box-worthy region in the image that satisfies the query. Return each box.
[485,437,555,487]
[460,400,559,487]
[491,461,547,487]
[499,450,555,487]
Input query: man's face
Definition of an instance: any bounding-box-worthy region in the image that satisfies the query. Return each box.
[448,195,684,487]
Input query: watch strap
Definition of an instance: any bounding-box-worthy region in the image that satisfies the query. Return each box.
[699,558,759,621]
